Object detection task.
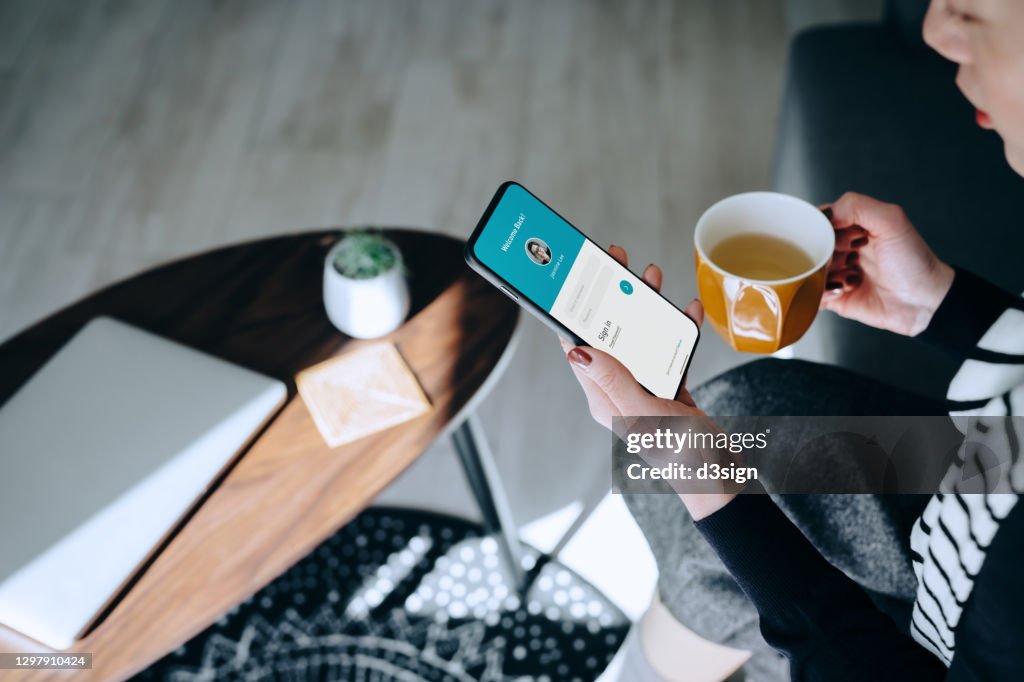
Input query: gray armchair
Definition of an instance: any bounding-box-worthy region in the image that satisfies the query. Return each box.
[774,0,1022,399]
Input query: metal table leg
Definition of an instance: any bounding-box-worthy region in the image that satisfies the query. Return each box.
[451,414,527,592]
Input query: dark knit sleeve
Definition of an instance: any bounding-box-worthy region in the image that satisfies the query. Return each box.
[916,267,1023,361]
[694,492,947,681]
[945,502,1024,679]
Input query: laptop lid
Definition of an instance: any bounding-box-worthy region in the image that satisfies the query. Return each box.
[0,317,286,649]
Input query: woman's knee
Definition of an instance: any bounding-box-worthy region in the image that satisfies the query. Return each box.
[692,358,824,416]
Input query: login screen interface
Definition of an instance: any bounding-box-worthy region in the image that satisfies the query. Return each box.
[472,184,697,398]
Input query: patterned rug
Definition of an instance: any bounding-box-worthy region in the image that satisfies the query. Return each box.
[137,507,630,681]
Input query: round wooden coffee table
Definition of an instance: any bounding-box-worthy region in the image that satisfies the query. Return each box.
[0,229,522,681]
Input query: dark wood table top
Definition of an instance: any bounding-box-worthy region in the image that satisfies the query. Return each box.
[0,229,519,681]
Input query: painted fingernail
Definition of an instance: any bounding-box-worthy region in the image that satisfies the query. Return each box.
[822,207,833,220]
[826,281,843,290]
[568,348,592,367]
[846,251,859,264]
[851,237,868,248]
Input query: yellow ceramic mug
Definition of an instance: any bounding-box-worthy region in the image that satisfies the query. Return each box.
[694,192,834,354]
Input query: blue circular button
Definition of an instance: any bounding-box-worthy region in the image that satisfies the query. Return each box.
[619,280,633,295]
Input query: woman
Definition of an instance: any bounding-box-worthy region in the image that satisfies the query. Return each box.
[566,1,1024,679]
[526,238,552,266]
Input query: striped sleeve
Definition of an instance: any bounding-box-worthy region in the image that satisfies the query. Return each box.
[917,267,1024,407]
[909,267,1024,667]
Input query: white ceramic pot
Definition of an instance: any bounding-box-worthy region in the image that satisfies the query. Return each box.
[323,237,410,338]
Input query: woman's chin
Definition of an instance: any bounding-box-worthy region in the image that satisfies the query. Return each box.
[1004,141,1024,178]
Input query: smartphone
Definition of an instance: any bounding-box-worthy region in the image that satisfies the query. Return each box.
[465,181,700,399]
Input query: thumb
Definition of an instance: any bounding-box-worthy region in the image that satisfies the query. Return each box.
[568,346,654,416]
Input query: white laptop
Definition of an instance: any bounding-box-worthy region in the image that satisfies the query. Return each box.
[0,317,287,649]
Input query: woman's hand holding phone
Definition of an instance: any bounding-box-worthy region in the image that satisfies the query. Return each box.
[561,245,736,521]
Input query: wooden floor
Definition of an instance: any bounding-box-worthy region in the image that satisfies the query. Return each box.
[0,0,879,531]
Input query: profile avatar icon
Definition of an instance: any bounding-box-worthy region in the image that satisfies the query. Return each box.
[525,238,552,266]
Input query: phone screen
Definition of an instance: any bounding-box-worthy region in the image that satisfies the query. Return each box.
[470,183,699,399]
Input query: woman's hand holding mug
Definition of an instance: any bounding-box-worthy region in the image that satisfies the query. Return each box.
[820,192,955,337]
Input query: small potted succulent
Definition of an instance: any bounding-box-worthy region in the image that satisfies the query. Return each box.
[323,230,410,338]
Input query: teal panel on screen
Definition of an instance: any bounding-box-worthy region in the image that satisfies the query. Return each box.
[472,184,584,311]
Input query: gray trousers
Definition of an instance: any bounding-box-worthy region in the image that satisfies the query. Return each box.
[624,359,946,680]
